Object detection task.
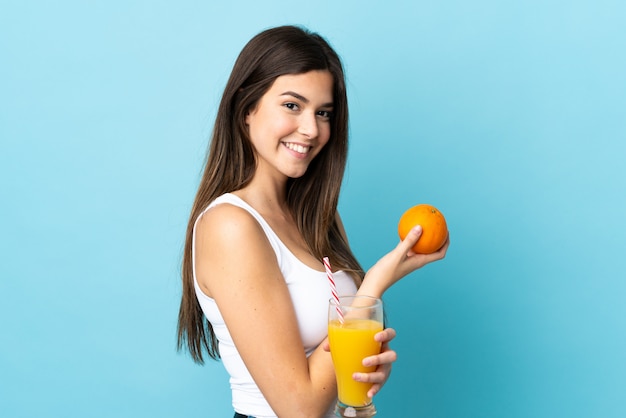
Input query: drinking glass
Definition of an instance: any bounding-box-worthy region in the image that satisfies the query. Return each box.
[328,295,384,417]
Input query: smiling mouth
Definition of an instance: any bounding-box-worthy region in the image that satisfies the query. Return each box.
[283,142,311,155]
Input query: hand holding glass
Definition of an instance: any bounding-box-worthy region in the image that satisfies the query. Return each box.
[328,295,384,417]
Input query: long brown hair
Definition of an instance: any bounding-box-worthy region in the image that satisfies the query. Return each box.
[177,25,364,364]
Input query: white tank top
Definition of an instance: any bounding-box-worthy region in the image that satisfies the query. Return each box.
[192,193,357,418]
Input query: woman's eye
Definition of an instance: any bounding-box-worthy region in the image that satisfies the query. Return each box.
[284,102,299,111]
[317,110,332,119]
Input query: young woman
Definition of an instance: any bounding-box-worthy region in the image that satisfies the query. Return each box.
[177,25,449,418]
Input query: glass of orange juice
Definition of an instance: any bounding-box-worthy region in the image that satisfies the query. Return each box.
[328,295,384,417]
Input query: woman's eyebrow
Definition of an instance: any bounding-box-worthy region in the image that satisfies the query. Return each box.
[280,91,333,107]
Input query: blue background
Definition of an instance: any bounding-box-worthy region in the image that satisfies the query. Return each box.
[2,1,625,417]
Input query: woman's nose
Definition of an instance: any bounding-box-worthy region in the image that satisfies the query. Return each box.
[298,112,319,138]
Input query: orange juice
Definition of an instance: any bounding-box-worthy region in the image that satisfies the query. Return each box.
[329,318,383,406]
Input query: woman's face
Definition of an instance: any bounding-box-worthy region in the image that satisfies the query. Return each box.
[245,70,334,181]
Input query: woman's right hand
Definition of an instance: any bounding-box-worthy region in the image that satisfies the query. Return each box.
[354,327,398,398]
[358,225,450,297]
[322,327,398,398]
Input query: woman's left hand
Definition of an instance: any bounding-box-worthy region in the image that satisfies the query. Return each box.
[359,226,450,298]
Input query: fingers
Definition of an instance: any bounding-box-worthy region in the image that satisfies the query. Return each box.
[374,327,396,343]
[396,227,451,273]
[350,332,398,399]
[403,231,450,270]
[422,233,450,262]
[368,383,382,399]
[353,369,389,384]
[398,225,422,254]
[362,349,397,368]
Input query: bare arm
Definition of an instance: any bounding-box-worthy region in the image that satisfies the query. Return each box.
[358,225,450,299]
[195,204,336,417]
[336,213,450,299]
[333,214,449,397]
[196,208,447,416]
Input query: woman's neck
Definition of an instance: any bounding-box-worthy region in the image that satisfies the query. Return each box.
[233,175,290,218]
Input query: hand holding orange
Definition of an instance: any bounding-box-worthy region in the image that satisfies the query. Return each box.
[398,204,448,254]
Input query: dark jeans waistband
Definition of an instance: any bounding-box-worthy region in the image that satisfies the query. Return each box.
[234,413,255,418]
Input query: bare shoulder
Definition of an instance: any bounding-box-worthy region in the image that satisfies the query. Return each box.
[196,203,264,244]
[194,203,279,296]
[196,203,331,415]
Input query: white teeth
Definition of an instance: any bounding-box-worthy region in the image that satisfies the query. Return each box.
[284,142,310,154]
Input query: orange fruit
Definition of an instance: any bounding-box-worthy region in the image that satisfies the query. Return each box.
[398,204,448,254]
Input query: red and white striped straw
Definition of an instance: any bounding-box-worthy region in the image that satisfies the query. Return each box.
[324,256,344,323]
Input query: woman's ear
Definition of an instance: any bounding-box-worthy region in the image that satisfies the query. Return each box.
[245,105,256,125]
